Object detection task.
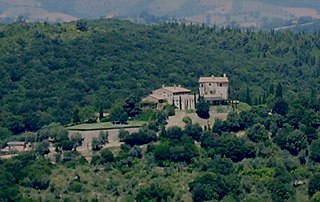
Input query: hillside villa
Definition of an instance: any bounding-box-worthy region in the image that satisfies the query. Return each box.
[199,74,229,104]
[142,74,229,109]
[142,85,196,110]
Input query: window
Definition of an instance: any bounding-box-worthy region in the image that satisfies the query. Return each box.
[209,83,211,86]
[201,84,204,87]
[219,83,222,87]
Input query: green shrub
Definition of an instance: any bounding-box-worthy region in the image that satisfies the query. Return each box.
[309,174,320,197]
[310,139,320,162]
[136,182,174,202]
[182,116,192,124]
[162,126,183,140]
[189,173,240,201]
[100,148,115,164]
[69,181,83,193]
[100,117,110,123]
[164,104,175,116]
[19,158,51,190]
[119,129,130,142]
[135,110,157,122]
[247,123,269,143]
[123,129,157,146]
[0,171,19,201]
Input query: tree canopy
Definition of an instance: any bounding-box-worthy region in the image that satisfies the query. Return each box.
[0,19,319,135]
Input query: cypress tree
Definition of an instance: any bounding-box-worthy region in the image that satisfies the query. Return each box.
[246,87,252,105]
[269,84,274,96]
[262,93,266,104]
[194,92,197,107]
[99,106,104,120]
[73,108,80,123]
[275,83,283,98]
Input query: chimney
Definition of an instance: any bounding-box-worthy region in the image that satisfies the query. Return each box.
[178,85,181,87]
[211,75,215,78]
[162,84,165,88]
[223,73,227,77]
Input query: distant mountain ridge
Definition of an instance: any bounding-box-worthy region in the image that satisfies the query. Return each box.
[1,0,320,29]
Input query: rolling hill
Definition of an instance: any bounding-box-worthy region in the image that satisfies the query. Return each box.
[1,0,320,29]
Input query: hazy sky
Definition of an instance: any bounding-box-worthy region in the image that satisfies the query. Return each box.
[1,0,320,24]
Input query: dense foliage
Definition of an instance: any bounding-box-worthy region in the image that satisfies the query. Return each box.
[0,19,320,135]
[0,91,319,201]
[0,19,319,202]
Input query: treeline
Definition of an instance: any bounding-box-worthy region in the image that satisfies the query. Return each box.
[0,19,319,135]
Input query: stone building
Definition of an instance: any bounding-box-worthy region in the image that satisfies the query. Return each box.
[142,85,196,110]
[0,141,32,153]
[199,74,229,103]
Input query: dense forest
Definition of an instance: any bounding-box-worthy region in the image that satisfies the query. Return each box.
[0,19,319,201]
[0,19,319,134]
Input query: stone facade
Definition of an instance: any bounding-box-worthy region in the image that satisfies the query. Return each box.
[142,74,229,109]
[0,141,32,153]
[199,74,229,103]
[142,85,196,110]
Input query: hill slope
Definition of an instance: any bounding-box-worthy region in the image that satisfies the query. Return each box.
[1,0,320,29]
[0,19,319,134]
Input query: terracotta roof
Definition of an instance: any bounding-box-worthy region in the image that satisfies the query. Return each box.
[162,86,191,93]
[149,94,166,100]
[142,95,166,103]
[199,76,229,83]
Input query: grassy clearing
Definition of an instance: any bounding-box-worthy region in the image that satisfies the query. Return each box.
[211,105,231,113]
[237,102,252,112]
[67,121,147,131]
[134,110,157,122]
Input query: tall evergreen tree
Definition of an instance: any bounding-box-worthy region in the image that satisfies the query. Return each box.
[194,92,197,107]
[269,84,274,96]
[72,108,80,123]
[196,97,210,119]
[246,87,252,105]
[99,106,104,121]
[123,96,141,117]
[275,83,283,98]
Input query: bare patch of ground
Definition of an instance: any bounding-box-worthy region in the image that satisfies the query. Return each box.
[0,154,18,159]
[69,128,139,159]
[166,107,229,129]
